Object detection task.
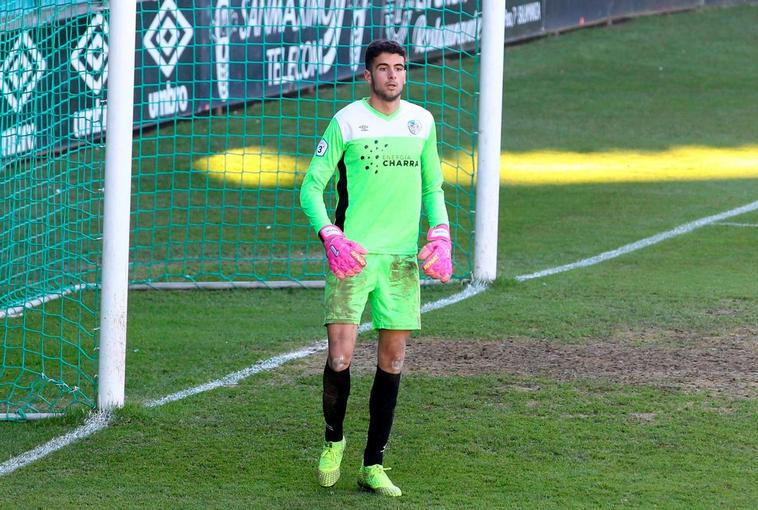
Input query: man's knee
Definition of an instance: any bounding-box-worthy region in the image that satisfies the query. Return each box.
[328,354,351,372]
[327,324,357,371]
[378,352,404,373]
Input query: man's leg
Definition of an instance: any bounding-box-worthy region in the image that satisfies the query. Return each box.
[318,323,357,487]
[364,329,407,464]
[323,323,357,442]
[358,329,408,497]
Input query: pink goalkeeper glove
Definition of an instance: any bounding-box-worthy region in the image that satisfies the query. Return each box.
[418,224,452,283]
[319,225,367,279]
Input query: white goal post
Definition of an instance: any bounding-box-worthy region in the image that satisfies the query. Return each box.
[97,0,505,409]
[474,0,505,282]
[97,0,137,410]
[94,0,504,411]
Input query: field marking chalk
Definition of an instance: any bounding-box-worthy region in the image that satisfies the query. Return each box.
[147,280,488,408]
[715,221,758,228]
[516,200,758,282]
[145,342,329,408]
[0,411,112,477]
[0,284,95,320]
[2,199,756,477]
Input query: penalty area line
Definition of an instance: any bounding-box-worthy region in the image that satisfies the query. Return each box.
[516,200,758,282]
[3,199,756,477]
[0,411,112,477]
[714,221,758,228]
[147,281,491,408]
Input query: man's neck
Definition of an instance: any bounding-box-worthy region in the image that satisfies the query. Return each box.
[368,96,401,116]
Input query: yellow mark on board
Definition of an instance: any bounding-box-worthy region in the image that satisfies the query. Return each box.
[194,145,758,187]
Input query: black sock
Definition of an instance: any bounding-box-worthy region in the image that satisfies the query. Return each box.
[363,366,402,466]
[323,362,350,442]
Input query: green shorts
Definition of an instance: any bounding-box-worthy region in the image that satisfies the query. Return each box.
[324,253,421,330]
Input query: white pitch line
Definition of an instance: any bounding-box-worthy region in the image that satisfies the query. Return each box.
[0,284,95,320]
[147,280,489,409]
[0,411,112,476]
[516,200,758,282]
[2,199,756,477]
[145,342,328,408]
[715,221,758,228]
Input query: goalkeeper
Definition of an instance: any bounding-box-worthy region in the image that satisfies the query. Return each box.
[299,39,452,497]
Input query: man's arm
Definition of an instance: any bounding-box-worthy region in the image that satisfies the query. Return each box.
[418,120,452,282]
[419,121,449,227]
[300,118,367,279]
[300,119,345,233]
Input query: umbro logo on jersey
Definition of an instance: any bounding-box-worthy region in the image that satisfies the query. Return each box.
[358,124,369,132]
[407,119,421,135]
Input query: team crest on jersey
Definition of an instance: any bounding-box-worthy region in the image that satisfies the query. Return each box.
[358,124,369,132]
[407,119,421,135]
[315,139,328,156]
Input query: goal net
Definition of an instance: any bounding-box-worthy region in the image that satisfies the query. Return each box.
[1,0,481,417]
[1,1,106,418]
[130,0,479,286]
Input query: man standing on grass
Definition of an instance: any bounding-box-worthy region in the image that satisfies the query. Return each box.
[300,40,453,496]
[299,39,452,497]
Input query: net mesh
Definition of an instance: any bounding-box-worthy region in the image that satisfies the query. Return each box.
[130,0,479,286]
[1,0,480,416]
[1,1,105,418]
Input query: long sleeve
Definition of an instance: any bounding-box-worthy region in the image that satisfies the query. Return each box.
[299,119,345,234]
[419,122,449,227]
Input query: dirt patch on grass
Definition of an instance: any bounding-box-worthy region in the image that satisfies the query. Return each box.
[298,327,757,399]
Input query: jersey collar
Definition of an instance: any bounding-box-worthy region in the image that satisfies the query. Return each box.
[361,98,403,121]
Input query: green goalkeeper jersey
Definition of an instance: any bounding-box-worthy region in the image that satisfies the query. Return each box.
[300,98,449,255]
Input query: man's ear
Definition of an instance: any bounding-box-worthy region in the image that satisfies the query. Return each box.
[363,68,371,83]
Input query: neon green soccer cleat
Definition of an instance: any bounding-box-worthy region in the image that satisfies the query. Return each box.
[317,438,346,487]
[357,464,402,497]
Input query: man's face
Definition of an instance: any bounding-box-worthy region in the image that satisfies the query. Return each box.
[365,52,406,102]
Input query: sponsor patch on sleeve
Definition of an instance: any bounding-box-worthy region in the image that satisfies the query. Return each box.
[315,139,328,156]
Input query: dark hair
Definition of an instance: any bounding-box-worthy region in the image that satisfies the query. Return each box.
[365,39,406,70]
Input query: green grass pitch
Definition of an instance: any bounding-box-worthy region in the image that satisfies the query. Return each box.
[1,5,757,508]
